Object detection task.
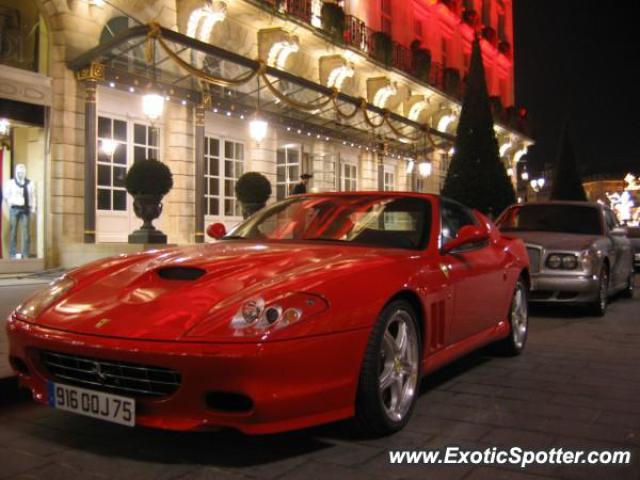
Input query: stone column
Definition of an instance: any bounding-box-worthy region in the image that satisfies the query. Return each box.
[377,155,385,191]
[194,103,205,243]
[76,63,104,244]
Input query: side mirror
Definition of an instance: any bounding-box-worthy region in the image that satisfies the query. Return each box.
[206,222,227,240]
[442,225,489,254]
[611,227,627,237]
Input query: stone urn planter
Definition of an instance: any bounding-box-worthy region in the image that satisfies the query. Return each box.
[125,159,173,244]
[235,172,272,219]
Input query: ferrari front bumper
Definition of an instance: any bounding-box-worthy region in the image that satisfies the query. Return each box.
[6,317,369,434]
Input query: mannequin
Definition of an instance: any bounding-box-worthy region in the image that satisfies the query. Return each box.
[3,164,36,259]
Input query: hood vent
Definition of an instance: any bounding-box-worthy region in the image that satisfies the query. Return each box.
[157,266,206,281]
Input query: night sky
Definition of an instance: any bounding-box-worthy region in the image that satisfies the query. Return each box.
[513,0,640,179]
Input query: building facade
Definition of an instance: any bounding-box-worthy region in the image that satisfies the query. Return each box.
[0,0,532,272]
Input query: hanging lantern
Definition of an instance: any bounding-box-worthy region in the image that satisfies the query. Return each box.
[100,139,117,156]
[249,115,268,144]
[418,161,432,177]
[142,93,165,121]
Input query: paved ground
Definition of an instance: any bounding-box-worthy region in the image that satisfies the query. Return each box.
[1,283,639,480]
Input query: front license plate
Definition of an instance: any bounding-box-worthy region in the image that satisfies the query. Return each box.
[48,382,135,427]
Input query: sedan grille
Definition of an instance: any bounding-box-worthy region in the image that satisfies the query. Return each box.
[526,245,542,274]
[39,350,181,398]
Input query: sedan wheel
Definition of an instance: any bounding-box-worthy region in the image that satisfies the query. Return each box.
[622,270,634,299]
[589,266,609,317]
[355,300,420,436]
[494,277,528,356]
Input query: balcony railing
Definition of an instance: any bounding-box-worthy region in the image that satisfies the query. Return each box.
[249,0,524,129]
[285,0,312,23]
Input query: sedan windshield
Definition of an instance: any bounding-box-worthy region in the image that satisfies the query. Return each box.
[498,204,603,235]
[226,195,432,249]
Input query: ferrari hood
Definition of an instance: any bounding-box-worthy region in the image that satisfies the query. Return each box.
[38,241,397,341]
[504,231,600,252]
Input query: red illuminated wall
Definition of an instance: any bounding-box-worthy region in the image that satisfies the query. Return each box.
[343,0,514,106]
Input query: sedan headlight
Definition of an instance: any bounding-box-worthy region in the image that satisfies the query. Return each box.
[546,253,579,270]
[231,293,327,332]
[14,276,76,321]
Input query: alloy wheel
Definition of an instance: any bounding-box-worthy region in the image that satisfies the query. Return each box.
[378,310,419,423]
[511,281,528,349]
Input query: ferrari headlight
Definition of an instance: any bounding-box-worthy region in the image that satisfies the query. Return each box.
[232,297,265,328]
[231,293,327,332]
[15,276,75,321]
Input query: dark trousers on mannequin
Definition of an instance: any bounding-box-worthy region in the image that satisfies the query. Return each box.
[9,206,31,258]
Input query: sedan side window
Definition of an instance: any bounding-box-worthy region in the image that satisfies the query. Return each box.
[604,209,618,233]
[440,200,478,248]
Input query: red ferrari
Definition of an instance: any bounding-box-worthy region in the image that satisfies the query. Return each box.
[7,193,530,436]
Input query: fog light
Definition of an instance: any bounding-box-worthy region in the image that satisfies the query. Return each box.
[9,356,29,376]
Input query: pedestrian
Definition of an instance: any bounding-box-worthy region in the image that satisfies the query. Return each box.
[291,173,313,195]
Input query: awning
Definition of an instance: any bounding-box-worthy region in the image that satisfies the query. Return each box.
[69,24,455,158]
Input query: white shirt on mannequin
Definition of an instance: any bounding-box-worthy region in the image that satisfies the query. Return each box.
[3,179,36,212]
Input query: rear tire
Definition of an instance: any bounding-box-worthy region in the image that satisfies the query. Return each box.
[354,300,421,437]
[589,265,609,317]
[622,269,634,299]
[494,277,529,356]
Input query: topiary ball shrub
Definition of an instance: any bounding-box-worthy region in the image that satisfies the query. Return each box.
[235,172,272,205]
[125,159,173,197]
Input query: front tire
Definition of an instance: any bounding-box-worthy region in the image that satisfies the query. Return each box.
[589,265,609,316]
[354,300,421,437]
[494,277,529,356]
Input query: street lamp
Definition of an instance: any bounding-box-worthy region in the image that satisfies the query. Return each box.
[530,177,546,192]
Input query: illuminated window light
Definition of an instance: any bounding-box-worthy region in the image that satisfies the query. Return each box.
[437,114,455,132]
[513,147,528,164]
[408,100,428,122]
[187,3,227,41]
[268,40,300,69]
[327,64,354,90]
[499,141,513,157]
[372,84,397,108]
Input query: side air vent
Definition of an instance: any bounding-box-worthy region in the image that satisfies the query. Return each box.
[157,267,206,281]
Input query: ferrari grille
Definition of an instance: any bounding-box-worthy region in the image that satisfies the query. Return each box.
[39,350,181,398]
[526,245,542,274]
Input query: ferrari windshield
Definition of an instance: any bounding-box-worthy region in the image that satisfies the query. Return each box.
[226,195,432,249]
[498,204,603,235]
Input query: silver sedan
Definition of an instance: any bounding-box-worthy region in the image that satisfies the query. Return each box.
[497,201,634,316]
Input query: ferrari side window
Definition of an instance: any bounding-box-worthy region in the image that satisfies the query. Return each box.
[440,200,478,248]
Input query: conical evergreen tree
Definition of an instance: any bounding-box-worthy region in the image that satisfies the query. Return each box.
[441,36,515,216]
[549,125,587,201]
